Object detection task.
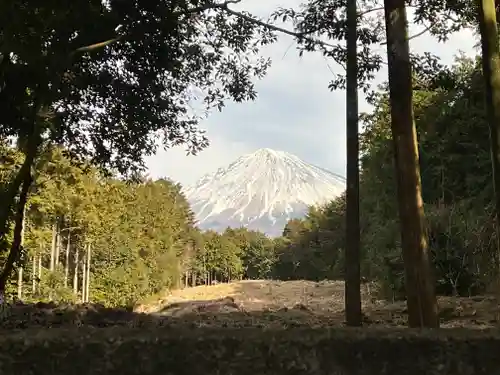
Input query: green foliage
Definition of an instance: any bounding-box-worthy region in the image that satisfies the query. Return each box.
[0,0,277,175]
[273,55,500,299]
[0,143,283,306]
[273,199,346,281]
[271,0,383,92]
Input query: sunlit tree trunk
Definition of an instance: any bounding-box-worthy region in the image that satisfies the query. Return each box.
[50,223,57,271]
[383,0,439,328]
[37,252,42,293]
[85,244,91,302]
[81,250,87,303]
[478,0,500,273]
[64,233,71,287]
[54,221,61,268]
[17,205,27,300]
[345,0,362,327]
[31,255,36,294]
[73,248,79,296]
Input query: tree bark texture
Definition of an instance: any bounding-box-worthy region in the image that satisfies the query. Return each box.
[345,0,362,327]
[384,0,439,328]
[0,168,31,298]
[478,0,500,273]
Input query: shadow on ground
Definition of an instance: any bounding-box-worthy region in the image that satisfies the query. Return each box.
[139,280,500,329]
[1,280,499,330]
[1,299,500,375]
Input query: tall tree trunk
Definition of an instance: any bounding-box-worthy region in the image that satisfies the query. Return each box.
[345,0,362,327]
[0,102,41,249]
[37,252,42,293]
[73,248,79,295]
[17,267,23,300]
[85,244,91,302]
[383,0,439,328]
[0,167,32,300]
[64,233,71,287]
[0,154,34,244]
[54,221,61,268]
[478,0,500,273]
[16,204,26,300]
[50,223,57,271]
[81,251,87,303]
[31,255,36,294]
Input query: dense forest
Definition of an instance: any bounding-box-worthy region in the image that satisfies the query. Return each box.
[0,143,281,306]
[275,56,499,300]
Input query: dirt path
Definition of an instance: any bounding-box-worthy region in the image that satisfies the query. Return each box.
[138,280,349,313]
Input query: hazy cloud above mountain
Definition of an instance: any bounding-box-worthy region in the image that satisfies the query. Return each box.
[145,0,477,187]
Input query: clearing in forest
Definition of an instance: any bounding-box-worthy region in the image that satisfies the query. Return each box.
[136,279,500,328]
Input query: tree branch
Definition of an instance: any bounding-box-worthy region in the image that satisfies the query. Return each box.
[74,0,337,55]
[358,6,385,17]
[380,22,436,45]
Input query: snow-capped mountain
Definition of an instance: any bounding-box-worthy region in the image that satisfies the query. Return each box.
[183,148,346,237]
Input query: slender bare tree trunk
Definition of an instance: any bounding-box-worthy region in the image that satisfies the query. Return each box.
[383,0,439,328]
[85,244,91,302]
[31,255,36,294]
[17,267,23,300]
[478,0,500,274]
[54,222,61,268]
[37,252,42,293]
[50,223,57,271]
[81,250,87,303]
[16,205,27,300]
[64,233,71,287]
[73,248,79,295]
[345,0,362,327]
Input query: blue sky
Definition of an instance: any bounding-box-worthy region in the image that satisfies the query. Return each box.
[145,0,477,187]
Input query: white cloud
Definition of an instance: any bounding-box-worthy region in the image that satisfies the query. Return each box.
[145,0,477,187]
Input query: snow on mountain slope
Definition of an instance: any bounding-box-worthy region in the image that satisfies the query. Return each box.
[183,148,346,237]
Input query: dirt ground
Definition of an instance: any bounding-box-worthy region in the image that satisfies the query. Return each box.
[135,279,500,328]
[0,280,497,330]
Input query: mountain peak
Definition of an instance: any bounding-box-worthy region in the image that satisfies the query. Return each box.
[184,150,346,237]
[239,148,292,164]
[250,147,286,157]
